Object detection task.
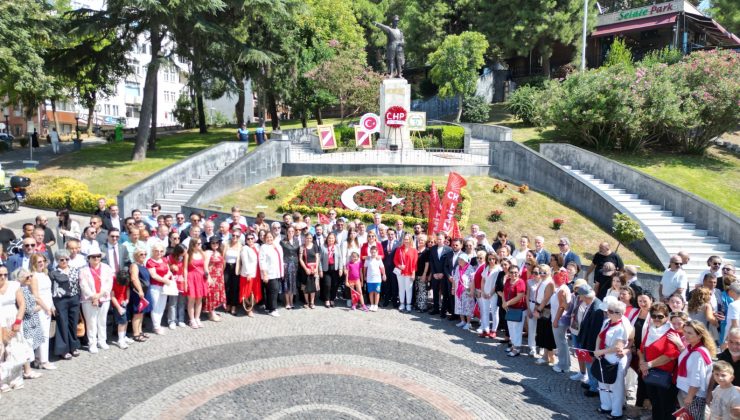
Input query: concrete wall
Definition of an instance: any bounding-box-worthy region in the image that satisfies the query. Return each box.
[541,143,740,252]
[461,123,513,142]
[488,141,666,270]
[117,141,248,216]
[281,163,490,177]
[186,140,291,207]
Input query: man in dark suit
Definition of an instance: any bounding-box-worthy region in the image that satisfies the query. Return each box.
[103,204,124,232]
[381,229,400,307]
[557,237,582,269]
[89,216,109,248]
[428,232,453,317]
[101,228,126,272]
[623,265,644,304]
[575,283,604,397]
[445,238,464,319]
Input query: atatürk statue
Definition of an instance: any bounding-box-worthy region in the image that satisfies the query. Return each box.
[373,15,405,78]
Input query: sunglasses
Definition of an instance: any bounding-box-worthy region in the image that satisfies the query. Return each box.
[24,244,36,247]
[89,255,102,259]
[508,271,519,274]
[650,313,666,320]
[110,235,120,239]
[672,262,683,266]
[0,273,7,277]
[531,271,541,275]
[724,267,734,271]
[712,262,722,266]
[58,258,69,261]
[607,310,622,315]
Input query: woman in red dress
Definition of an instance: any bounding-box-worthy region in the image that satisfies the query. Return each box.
[204,237,225,322]
[638,302,681,420]
[184,238,209,329]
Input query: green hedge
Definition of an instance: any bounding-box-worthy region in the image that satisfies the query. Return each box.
[332,124,465,150]
[23,173,116,213]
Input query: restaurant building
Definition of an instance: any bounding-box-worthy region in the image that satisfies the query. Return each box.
[587,0,740,66]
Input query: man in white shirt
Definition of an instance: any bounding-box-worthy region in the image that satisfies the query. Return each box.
[65,239,87,269]
[181,225,202,249]
[225,206,248,230]
[147,225,170,254]
[144,203,161,230]
[659,255,689,302]
[334,218,348,245]
[694,255,723,291]
[723,283,740,346]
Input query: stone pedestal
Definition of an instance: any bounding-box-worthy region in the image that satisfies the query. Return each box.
[377,78,414,150]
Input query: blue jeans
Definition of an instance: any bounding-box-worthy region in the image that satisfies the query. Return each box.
[585,362,598,391]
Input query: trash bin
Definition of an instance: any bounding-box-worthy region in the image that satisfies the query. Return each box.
[115,123,124,142]
[73,139,82,151]
[255,127,265,145]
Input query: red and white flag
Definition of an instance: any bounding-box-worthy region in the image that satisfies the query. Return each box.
[439,172,467,234]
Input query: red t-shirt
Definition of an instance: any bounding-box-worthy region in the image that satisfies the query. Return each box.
[360,241,384,261]
[504,278,526,309]
[473,265,485,289]
[642,329,681,373]
[146,258,169,287]
[112,281,128,304]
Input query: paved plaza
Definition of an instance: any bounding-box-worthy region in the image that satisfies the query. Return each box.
[1,300,594,419]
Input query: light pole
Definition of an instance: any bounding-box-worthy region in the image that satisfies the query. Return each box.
[3,114,8,134]
[75,116,80,141]
[581,0,589,71]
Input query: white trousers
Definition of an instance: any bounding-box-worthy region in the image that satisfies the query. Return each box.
[507,319,524,347]
[149,285,167,329]
[527,312,537,350]
[397,275,413,307]
[81,300,110,348]
[478,295,499,332]
[51,139,59,153]
[35,310,51,364]
[598,355,629,417]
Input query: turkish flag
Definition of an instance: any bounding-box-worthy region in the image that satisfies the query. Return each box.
[574,349,593,363]
[317,213,330,225]
[439,172,467,234]
[427,180,441,236]
[208,213,219,221]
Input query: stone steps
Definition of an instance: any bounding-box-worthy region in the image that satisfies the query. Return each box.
[564,165,738,277]
[146,160,236,216]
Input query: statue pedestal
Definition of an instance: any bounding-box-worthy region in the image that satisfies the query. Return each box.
[377,78,413,150]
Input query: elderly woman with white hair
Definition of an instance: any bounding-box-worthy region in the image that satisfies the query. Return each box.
[594,298,632,419]
[49,250,82,359]
[79,251,114,352]
[146,243,176,333]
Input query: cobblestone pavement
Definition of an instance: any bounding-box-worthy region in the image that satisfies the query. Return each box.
[2,305,601,419]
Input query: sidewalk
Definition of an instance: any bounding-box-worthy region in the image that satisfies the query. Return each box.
[0,137,107,173]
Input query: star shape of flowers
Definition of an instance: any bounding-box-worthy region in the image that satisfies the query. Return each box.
[386,194,405,207]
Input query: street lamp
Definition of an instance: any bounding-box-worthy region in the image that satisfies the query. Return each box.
[74,116,80,141]
[3,114,8,134]
[581,0,589,71]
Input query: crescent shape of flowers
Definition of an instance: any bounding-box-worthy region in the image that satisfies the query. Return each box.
[340,186,386,213]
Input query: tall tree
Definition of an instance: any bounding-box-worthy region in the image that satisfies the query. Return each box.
[710,0,740,35]
[427,31,488,122]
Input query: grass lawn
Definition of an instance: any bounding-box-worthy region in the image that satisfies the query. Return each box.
[209,175,661,272]
[486,103,740,215]
[22,118,344,199]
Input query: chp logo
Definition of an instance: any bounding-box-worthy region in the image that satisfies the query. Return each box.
[384,106,407,128]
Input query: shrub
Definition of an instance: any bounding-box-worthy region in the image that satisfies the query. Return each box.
[488,209,504,222]
[612,213,645,252]
[461,95,491,123]
[518,184,529,194]
[334,125,355,147]
[505,196,518,207]
[639,47,683,67]
[604,38,633,68]
[508,85,544,125]
[552,218,565,230]
[491,183,507,193]
[23,174,115,213]
[417,125,465,149]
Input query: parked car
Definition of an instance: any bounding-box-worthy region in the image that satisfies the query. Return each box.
[0,133,15,150]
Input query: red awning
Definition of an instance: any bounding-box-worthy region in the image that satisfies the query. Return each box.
[44,110,77,125]
[592,14,678,38]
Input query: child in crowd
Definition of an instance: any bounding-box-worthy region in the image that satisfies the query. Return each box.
[710,361,740,420]
[110,272,131,349]
[363,246,385,312]
[345,252,367,311]
[166,245,188,327]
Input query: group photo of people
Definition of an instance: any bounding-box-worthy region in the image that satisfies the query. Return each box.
[1,202,739,420]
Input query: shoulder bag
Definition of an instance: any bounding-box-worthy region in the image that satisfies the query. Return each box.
[505,308,524,322]
[643,367,673,389]
[589,356,619,384]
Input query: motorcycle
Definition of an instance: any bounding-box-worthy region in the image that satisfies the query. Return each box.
[0,175,30,213]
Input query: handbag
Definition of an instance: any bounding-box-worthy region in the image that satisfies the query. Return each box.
[505,308,524,322]
[162,280,179,296]
[77,312,86,337]
[643,367,673,389]
[590,357,619,384]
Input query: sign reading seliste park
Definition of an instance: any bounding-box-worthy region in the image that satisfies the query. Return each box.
[597,0,683,26]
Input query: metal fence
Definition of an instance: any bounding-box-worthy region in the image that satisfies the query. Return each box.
[411,96,460,120]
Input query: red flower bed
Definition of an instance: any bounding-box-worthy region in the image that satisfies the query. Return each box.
[289,180,463,220]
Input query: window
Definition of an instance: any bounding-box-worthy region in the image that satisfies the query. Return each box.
[163,91,177,103]
[125,82,140,97]
[112,105,119,116]
[128,59,141,76]
[13,103,22,117]
[104,104,111,115]
[162,65,178,83]
[126,105,140,119]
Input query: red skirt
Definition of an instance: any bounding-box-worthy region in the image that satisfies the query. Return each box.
[239,275,262,303]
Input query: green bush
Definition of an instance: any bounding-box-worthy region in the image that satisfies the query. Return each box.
[639,47,683,67]
[508,85,545,125]
[515,75,547,88]
[334,125,355,147]
[604,38,633,68]
[461,95,491,123]
[24,174,116,213]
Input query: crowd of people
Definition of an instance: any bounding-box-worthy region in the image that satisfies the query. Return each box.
[1,201,739,420]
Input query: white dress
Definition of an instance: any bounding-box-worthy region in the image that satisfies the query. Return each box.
[0,281,21,328]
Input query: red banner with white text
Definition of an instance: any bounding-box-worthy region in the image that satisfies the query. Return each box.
[427,180,441,235]
[438,172,467,235]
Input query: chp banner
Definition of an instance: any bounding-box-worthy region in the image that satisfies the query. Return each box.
[438,172,467,235]
[317,124,337,150]
[354,126,373,149]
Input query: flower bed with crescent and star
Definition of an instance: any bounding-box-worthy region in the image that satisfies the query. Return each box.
[278,177,471,227]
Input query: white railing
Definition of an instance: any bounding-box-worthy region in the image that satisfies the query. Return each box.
[287,147,489,166]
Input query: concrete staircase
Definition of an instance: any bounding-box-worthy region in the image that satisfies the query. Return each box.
[149,159,237,216]
[563,165,739,278]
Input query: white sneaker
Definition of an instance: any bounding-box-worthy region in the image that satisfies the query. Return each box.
[475,328,484,334]
[270,311,281,317]
[406,305,412,312]
[570,372,584,381]
[346,300,352,307]
[89,346,99,354]
[581,374,590,384]
[399,305,405,311]
[168,323,176,330]
[125,336,135,344]
[456,320,466,327]
[98,342,110,350]
[178,322,187,327]
[463,323,471,330]
[528,349,537,357]
[116,340,129,350]
[372,305,378,312]
[535,358,547,365]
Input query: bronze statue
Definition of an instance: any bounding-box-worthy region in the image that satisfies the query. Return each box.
[373,15,405,78]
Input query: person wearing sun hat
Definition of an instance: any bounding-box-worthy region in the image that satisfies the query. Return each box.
[78,251,114,353]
